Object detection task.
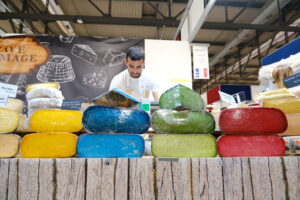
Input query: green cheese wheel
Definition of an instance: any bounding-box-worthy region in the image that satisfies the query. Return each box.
[151,109,215,134]
[159,84,205,111]
[151,134,217,157]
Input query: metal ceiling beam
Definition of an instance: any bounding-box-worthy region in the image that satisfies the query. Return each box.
[1,12,299,32]
[202,22,300,32]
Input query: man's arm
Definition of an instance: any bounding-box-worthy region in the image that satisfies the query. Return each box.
[152,91,161,101]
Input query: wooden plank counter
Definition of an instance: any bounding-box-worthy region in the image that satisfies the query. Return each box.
[0,157,299,200]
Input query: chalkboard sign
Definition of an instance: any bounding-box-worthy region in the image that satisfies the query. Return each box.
[284,73,300,88]
[61,100,82,110]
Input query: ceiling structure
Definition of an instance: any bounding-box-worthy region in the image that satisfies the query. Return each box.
[0,0,299,94]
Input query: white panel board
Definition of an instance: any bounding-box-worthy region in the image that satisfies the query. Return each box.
[145,39,192,94]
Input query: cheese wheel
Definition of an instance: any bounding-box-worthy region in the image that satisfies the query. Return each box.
[263,96,300,114]
[217,135,285,157]
[26,87,64,100]
[20,132,77,158]
[77,134,144,158]
[0,108,20,133]
[279,113,300,136]
[29,110,82,132]
[0,134,20,157]
[151,134,217,157]
[26,82,60,93]
[16,114,31,132]
[219,107,287,134]
[28,98,63,109]
[82,106,150,134]
[5,98,24,113]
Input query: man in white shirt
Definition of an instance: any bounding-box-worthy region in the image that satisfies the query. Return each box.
[109,46,161,101]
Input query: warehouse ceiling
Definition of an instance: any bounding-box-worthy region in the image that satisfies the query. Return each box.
[0,0,299,94]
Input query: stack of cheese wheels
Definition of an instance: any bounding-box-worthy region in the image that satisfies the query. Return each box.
[218,107,287,157]
[151,84,217,158]
[257,88,300,155]
[0,108,20,157]
[26,82,64,117]
[21,89,83,157]
[78,105,148,158]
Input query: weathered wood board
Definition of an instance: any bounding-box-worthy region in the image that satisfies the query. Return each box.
[0,157,299,200]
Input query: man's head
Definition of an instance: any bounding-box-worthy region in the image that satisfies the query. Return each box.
[125,46,145,78]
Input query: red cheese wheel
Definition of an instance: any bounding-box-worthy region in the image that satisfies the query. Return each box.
[219,107,287,134]
[217,135,285,157]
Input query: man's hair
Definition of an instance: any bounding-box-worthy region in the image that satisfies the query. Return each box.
[126,46,144,61]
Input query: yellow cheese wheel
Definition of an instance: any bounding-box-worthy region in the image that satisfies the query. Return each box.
[0,108,20,133]
[20,132,77,158]
[0,134,20,157]
[279,113,300,136]
[26,82,60,93]
[6,98,24,113]
[263,96,300,114]
[256,88,293,101]
[29,110,83,132]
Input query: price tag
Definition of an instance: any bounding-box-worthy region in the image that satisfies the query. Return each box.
[61,100,82,110]
[284,73,300,88]
[0,82,18,98]
[0,93,8,107]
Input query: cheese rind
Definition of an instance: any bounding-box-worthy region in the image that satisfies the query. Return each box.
[219,107,287,134]
[151,134,217,157]
[20,132,77,158]
[26,87,64,100]
[0,108,20,133]
[0,134,20,157]
[28,98,63,109]
[77,134,144,158]
[217,135,286,157]
[5,98,24,113]
[263,96,300,114]
[29,110,83,132]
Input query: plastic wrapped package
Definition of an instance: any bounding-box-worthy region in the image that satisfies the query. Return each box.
[151,109,215,134]
[283,136,300,155]
[159,84,205,111]
[82,106,150,134]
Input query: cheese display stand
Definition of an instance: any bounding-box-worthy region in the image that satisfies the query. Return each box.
[0,37,300,199]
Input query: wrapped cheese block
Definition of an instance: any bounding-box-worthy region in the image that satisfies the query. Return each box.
[151,134,217,157]
[29,110,83,132]
[26,82,60,93]
[263,96,300,114]
[20,132,77,158]
[28,98,63,109]
[219,107,287,134]
[5,98,24,113]
[0,134,20,157]
[26,87,64,100]
[217,135,285,157]
[77,134,144,158]
[279,113,300,136]
[151,109,215,134]
[159,84,205,111]
[82,106,150,134]
[16,114,31,132]
[0,108,20,133]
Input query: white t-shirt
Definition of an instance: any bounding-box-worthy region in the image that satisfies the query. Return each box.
[109,69,160,99]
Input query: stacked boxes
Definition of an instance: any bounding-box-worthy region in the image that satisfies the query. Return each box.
[151,84,217,157]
